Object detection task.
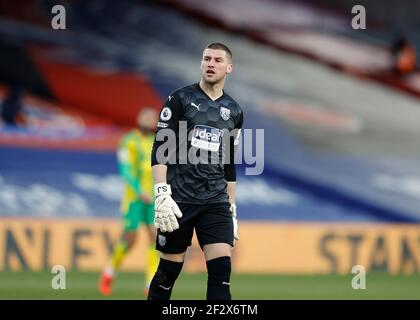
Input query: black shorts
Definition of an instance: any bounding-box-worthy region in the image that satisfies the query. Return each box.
[155,202,234,254]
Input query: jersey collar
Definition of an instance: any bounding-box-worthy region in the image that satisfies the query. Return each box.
[195,82,225,102]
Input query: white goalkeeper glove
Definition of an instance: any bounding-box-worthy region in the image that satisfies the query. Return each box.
[154,183,183,233]
[230,203,239,242]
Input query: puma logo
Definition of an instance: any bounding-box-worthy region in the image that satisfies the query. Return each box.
[191,102,201,111]
[159,285,172,290]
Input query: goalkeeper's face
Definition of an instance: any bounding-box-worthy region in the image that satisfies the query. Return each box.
[200,48,233,85]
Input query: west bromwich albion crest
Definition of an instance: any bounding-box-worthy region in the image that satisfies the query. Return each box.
[158,234,166,246]
[220,106,231,121]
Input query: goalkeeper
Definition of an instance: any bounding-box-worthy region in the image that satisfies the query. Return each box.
[99,107,159,297]
[148,43,243,300]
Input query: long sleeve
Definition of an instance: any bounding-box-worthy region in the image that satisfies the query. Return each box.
[224,110,243,182]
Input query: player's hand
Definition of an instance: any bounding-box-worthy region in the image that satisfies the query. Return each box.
[139,192,152,204]
[154,183,183,233]
[230,203,239,241]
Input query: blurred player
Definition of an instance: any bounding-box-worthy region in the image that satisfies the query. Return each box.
[99,107,160,297]
[148,43,243,300]
[391,35,417,75]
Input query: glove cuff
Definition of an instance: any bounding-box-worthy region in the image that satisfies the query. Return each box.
[154,183,172,197]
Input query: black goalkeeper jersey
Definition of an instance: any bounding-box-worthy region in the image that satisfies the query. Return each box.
[151,83,243,204]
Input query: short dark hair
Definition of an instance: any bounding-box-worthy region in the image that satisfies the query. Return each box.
[205,42,232,61]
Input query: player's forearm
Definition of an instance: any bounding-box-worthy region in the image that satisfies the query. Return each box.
[227,181,236,205]
[152,164,168,184]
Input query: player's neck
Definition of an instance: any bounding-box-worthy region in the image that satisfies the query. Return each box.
[136,127,152,136]
[199,79,224,101]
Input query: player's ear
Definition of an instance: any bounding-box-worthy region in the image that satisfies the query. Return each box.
[226,63,233,74]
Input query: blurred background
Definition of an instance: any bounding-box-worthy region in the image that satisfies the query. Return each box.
[0,0,420,299]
